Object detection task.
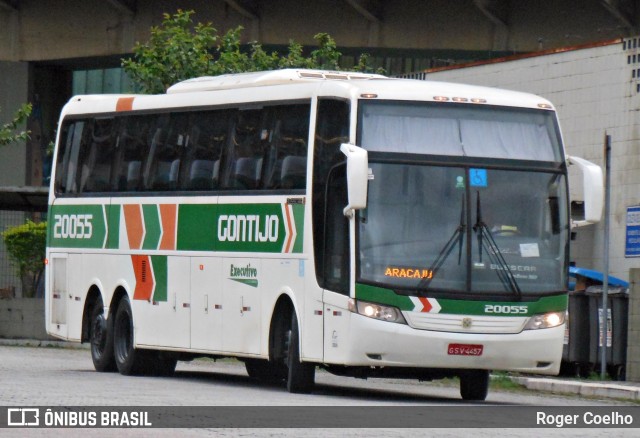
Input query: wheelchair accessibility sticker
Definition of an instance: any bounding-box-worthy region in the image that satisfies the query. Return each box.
[470,168,488,187]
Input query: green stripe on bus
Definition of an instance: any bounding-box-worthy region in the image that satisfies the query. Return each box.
[142,204,161,250]
[435,294,567,316]
[151,255,167,302]
[216,203,287,253]
[106,204,120,249]
[50,201,305,254]
[48,204,107,249]
[292,203,304,253]
[355,283,568,315]
[355,283,414,310]
[176,204,218,251]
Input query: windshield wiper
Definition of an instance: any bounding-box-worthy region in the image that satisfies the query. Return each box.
[419,194,465,289]
[473,191,522,298]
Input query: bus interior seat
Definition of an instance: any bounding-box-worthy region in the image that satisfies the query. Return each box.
[85,165,111,192]
[169,159,181,187]
[233,157,262,189]
[280,155,306,189]
[126,161,141,191]
[189,159,220,190]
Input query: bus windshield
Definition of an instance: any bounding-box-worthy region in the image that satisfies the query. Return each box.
[358,163,568,295]
[357,101,569,296]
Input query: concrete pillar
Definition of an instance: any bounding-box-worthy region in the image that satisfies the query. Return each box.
[0,61,29,186]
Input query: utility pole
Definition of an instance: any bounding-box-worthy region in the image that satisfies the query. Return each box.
[601,133,611,380]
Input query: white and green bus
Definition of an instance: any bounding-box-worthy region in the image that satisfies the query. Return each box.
[46,69,602,400]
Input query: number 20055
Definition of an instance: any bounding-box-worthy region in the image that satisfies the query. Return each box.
[53,214,93,239]
[484,304,528,314]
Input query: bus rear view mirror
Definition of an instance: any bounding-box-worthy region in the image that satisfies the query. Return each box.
[340,144,368,217]
[566,155,603,227]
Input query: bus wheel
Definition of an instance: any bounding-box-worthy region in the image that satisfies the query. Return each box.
[113,295,148,376]
[286,312,315,394]
[459,370,489,401]
[90,299,116,372]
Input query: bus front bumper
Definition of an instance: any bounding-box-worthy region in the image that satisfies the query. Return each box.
[328,313,564,375]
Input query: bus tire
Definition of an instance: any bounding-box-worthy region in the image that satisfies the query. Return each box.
[113,295,148,376]
[459,370,490,401]
[89,299,116,372]
[286,313,315,394]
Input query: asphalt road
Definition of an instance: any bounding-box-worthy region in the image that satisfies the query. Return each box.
[0,345,638,437]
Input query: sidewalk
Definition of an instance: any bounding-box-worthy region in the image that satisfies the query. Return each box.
[2,338,639,401]
[511,376,640,402]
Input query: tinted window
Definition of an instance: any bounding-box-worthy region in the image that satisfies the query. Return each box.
[54,101,311,196]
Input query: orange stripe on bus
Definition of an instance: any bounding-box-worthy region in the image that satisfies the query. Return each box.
[116,97,135,112]
[284,204,294,253]
[123,204,144,250]
[131,255,154,301]
[158,204,177,250]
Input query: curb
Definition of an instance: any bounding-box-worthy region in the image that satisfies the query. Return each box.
[0,338,89,349]
[512,376,640,401]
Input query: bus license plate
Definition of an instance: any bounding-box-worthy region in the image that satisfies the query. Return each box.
[448,344,483,356]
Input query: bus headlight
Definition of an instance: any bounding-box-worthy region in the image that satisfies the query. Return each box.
[524,311,566,330]
[349,299,407,324]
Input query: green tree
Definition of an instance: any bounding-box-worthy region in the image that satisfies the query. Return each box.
[122,9,381,94]
[2,220,47,298]
[0,103,32,146]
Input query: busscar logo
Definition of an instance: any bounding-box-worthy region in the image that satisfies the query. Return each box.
[229,263,258,287]
[8,408,40,426]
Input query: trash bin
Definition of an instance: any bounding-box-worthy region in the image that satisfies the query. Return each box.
[586,285,629,380]
[561,289,590,377]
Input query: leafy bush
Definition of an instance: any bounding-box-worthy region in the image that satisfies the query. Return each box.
[122,9,381,94]
[2,220,46,298]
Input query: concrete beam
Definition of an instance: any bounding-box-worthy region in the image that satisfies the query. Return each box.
[345,0,381,23]
[223,0,258,20]
[105,0,135,17]
[222,0,260,40]
[345,0,382,47]
[473,0,509,51]
[0,0,18,13]
[473,0,507,27]
[601,0,636,32]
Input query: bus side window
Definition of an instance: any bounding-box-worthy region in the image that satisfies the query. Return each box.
[141,114,169,191]
[225,109,266,190]
[312,98,350,290]
[143,114,186,191]
[113,116,151,192]
[183,110,229,190]
[79,118,116,193]
[55,121,85,194]
[263,104,310,190]
[147,113,188,191]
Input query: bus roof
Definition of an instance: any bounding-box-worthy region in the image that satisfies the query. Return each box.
[166,69,387,93]
[61,69,556,115]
